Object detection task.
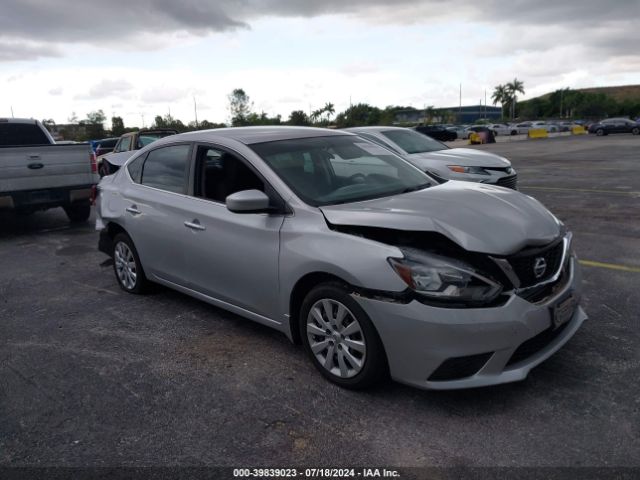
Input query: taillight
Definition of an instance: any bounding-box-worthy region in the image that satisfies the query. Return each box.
[90,152,97,173]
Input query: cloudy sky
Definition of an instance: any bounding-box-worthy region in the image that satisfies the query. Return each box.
[1,0,639,128]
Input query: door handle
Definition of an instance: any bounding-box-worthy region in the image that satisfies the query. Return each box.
[126,205,141,215]
[184,220,206,231]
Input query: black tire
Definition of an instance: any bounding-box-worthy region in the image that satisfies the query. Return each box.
[632,128,639,135]
[596,128,605,136]
[112,233,150,294]
[510,130,518,136]
[64,202,91,223]
[299,282,388,389]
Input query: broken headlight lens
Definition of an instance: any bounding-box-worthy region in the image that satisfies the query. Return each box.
[388,249,502,304]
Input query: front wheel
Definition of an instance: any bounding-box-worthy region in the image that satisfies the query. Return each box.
[596,128,605,136]
[64,202,91,223]
[112,233,150,294]
[299,282,388,389]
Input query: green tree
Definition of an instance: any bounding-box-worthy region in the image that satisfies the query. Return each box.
[228,88,253,126]
[84,110,106,139]
[287,110,311,126]
[334,103,382,128]
[189,120,226,130]
[323,102,335,123]
[491,84,509,119]
[111,116,125,136]
[422,105,436,124]
[244,111,282,126]
[506,78,525,119]
[310,107,324,125]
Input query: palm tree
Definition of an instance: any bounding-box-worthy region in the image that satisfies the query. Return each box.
[506,78,525,119]
[491,84,508,120]
[323,102,335,123]
[310,108,323,124]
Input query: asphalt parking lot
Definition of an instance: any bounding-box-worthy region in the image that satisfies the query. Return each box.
[1,135,639,472]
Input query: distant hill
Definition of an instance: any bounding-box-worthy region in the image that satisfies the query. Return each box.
[529,84,640,103]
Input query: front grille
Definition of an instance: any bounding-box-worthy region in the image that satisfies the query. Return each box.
[518,263,570,303]
[508,240,564,288]
[506,322,569,367]
[496,174,518,190]
[428,352,493,381]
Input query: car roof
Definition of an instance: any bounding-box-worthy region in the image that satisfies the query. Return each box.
[159,126,353,146]
[344,126,409,134]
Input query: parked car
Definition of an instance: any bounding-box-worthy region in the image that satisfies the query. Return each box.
[0,118,98,222]
[445,125,468,139]
[588,118,640,136]
[413,125,457,142]
[513,122,533,134]
[98,129,177,176]
[96,126,586,390]
[530,121,559,133]
[94,137,118,158]
[487,124,519,136]
[347,126,517,188]
[463,125,497,143]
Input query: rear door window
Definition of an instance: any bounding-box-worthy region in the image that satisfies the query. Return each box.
[140,144,191,194]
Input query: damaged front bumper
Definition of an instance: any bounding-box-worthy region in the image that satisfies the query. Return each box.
[352,255,586,390]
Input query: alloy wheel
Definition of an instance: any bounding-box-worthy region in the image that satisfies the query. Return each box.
[114,241,137,290]
[306,299,366,379]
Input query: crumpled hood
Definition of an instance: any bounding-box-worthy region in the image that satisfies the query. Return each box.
[102,150,138,167]
[407,148,511,168]
[320,181,561,255]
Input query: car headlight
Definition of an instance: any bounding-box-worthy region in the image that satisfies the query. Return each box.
[388,248,502,304]
[447,165,489,175]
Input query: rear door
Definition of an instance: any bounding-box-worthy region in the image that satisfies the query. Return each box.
[118,143,195,286]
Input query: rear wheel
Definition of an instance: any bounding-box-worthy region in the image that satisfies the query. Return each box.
[299,282,387,389]
[510,130,518,136]
[112,233,149,294]
[632,127,639,135]
[64,202,91,223]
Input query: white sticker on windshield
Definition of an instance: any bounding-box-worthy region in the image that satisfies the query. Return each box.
[354,142,390,156]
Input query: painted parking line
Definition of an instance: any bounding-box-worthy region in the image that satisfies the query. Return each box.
[519,186,640,196]
[579,260,640,273]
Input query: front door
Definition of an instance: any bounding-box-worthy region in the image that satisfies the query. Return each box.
[179,145,284,321]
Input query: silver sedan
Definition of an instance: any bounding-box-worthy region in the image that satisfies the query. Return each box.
[346,126,517,189]
[97,127,585,390]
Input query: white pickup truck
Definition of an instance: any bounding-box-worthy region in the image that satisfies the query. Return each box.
[0,118,99,222]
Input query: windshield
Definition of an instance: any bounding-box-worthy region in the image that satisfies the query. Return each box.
[137,132,175,148]
[251,135,434,207]
[381,129,447,154]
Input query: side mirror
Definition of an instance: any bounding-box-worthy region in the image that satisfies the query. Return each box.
[226,189,271,213]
